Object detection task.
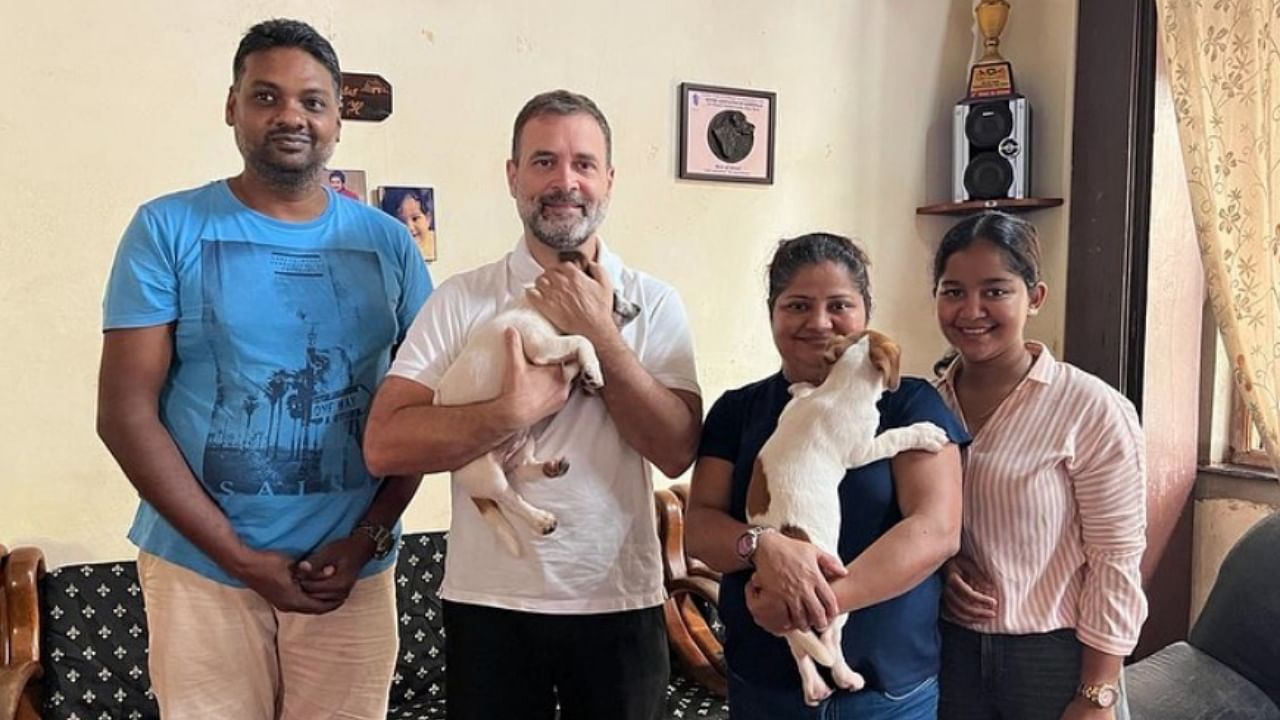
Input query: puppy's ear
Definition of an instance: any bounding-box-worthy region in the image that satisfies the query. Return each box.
[611,293,641,328]
[823,334,858,364]
[866,330,902,391]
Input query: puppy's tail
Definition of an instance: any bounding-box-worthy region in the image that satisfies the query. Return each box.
[473,497,522,557]
[788,629,836,667]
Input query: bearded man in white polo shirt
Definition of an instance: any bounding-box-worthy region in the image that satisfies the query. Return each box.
[364,89,702,720]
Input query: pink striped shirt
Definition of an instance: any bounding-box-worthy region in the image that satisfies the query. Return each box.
[936,343,1148,656]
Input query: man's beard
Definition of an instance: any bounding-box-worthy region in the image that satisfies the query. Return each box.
[238,129,333,192]
[519,190,609,250]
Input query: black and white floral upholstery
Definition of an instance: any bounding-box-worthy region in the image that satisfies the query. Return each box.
[665,673,729,718]
[387,533,448,720]
[40,561,154,720]
[32,531,726,720]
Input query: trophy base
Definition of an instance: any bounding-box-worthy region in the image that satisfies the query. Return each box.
[968,61,1015,100]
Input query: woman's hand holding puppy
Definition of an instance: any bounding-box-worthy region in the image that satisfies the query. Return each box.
[748,532,848,635]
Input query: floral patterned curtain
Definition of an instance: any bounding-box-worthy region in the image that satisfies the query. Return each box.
[1160,0,1280,476]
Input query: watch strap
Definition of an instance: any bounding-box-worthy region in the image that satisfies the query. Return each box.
[1077,682,1119,708]
[354,520,396,559]
[736,525,775,566]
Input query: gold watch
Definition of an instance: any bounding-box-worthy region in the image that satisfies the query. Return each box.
[1077,682,1119,709]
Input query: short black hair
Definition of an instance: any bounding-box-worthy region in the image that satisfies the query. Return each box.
[233,18,342,97]
[328,169,347,182]
[511,90,612,165]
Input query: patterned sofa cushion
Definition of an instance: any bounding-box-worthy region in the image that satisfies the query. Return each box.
[33,531,726,720]
[39,561,154,719]
[389,533,448,710]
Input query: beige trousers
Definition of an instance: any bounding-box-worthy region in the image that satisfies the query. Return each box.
[138,551,399,720]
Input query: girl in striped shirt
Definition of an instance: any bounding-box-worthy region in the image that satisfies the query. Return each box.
[931,212,1147,720]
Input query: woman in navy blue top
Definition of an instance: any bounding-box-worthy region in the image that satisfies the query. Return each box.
[686,233,969,719]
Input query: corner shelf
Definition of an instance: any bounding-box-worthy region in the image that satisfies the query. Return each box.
[915,197,1063,216]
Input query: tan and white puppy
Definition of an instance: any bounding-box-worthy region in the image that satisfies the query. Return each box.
[746,330,948,705]
[434,252,639,556]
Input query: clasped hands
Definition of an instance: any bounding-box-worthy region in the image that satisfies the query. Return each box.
[235,533,376,615]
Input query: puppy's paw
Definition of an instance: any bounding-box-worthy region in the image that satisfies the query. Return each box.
[580,366,604,392]
[911,422,949,453]
[788,382,817,399]
[831,663,866,692]
[801,678,834,707]
[531,510,558,536]
[542,458,570,477]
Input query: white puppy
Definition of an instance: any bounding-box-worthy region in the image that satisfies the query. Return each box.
[434,252,639,556]
[746,330,948,705]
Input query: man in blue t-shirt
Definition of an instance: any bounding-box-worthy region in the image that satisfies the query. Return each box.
[97,19,431,719]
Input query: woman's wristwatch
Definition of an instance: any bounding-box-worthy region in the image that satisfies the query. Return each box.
[1077,681,1119,708]
[735,525,776,566]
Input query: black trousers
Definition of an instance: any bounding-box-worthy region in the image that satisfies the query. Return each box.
[443,599,669,720]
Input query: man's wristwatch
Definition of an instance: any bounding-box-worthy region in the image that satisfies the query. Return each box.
[1077,681,1120,709]
[735,525,776,566]
[354,521,397,560]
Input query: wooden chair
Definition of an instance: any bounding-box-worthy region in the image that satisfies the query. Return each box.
[0,544,44,720]
[655,484,726,697]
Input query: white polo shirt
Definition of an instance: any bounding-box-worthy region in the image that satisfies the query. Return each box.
[388,238,701,613]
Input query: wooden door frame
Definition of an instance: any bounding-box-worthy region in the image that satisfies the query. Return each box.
[1064,0,1156,403]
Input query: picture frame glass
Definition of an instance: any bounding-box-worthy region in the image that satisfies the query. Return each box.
[679,83,775,184]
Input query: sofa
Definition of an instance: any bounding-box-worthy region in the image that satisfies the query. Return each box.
[1126,510,1280,720]
[0,488,728,720]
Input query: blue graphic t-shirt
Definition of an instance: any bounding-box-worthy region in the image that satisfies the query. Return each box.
[699,375,970,694]
[103,180,433,585]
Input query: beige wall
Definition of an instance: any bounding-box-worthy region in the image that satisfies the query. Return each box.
[1191,496,1277,622]
[0,1,1078,566]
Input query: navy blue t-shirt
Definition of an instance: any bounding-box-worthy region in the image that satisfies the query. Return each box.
[699,373,969,694]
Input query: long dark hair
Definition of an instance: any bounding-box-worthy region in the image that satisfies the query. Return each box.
[931,211,1042,375]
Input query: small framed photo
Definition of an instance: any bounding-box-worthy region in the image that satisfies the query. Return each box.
[376,186,437,262]
[327,168,368,203]
[678,83,776,184]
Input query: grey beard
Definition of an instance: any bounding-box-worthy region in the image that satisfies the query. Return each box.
[524,199,609,250]
[530,219,592,249]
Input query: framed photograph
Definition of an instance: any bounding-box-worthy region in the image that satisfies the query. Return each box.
[678,83,776,184]
[326,168,368,204]
[376,186,437,262]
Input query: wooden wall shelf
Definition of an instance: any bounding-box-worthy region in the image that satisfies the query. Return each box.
[915,197,1064,216]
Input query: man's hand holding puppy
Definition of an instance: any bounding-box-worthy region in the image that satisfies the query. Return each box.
[527,259,619,348]
[527,257,701,479]
[494,327,574,429]
[365,328,571,478]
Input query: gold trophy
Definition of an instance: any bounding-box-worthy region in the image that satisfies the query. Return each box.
[968,0,1016,99]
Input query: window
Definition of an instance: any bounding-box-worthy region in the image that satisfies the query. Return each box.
[1230,389,1273,469]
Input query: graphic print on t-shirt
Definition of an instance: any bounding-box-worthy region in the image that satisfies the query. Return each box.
[199,240,394,496]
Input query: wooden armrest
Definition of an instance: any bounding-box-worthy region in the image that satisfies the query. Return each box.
[670,577,725,684]
[3,548,45,665]
[669,575,719,605]
[664,484,722,582]
[0,659,41,720]
[654,487,689,582]
[656,484,727,697]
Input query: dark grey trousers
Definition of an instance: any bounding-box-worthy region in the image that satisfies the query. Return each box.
[939,621,1129,720]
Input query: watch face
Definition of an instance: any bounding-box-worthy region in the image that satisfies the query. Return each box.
[1096,687,1117,708]
[735,532,754,560]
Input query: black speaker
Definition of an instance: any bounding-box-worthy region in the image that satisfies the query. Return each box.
[953,97,1030,202]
